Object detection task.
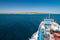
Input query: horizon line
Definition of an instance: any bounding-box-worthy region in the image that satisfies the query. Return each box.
[0,12,60,14]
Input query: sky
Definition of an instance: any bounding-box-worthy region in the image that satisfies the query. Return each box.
[0,0,60,13]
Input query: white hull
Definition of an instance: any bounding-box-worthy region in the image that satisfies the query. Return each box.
[29,19,60,40]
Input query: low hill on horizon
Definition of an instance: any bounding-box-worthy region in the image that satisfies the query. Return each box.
[0,12,59,14]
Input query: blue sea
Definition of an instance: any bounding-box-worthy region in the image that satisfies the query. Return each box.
[0,14,60,40]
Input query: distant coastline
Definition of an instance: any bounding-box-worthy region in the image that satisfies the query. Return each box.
[0,12,59,14]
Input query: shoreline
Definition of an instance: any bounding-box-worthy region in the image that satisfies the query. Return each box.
[0,12,60,14]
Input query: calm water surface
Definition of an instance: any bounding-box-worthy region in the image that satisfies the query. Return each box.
[0,14,60,40]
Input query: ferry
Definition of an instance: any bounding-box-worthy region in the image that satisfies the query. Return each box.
[29,18,60,40]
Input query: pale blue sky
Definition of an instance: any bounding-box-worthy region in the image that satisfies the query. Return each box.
[0,0,60,13]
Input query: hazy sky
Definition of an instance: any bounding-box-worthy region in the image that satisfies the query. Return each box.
[0,0,60,13]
